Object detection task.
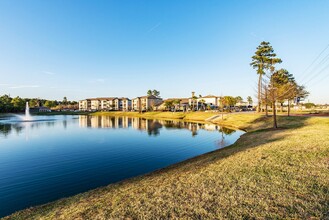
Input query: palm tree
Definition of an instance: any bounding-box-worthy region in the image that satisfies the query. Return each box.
[247,96,253,106]
[152,90,160,97]
[192,96,197,111]
[199,99,206,111]
[250,41,282,112]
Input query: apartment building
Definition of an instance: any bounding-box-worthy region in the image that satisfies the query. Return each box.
[79,97,131,111]
[131,95,163,111]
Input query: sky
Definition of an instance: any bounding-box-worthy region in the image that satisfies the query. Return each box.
[0,0,328,103]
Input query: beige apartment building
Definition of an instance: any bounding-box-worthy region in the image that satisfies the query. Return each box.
[131,95,163,111]
[79,97,131,111]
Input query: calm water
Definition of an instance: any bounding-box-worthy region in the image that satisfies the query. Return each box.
[0,115,244,217]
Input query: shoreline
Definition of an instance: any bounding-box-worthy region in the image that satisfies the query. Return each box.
[3,113,329,219]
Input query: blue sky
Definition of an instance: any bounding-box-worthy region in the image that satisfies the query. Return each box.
[0,0,328,103]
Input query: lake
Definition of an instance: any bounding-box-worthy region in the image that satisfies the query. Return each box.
[0,114,244,217]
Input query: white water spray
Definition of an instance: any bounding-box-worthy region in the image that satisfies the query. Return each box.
[25,102,32,121]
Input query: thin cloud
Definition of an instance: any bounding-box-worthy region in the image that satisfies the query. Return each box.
[147,22,161,33]
[9,85,40,89]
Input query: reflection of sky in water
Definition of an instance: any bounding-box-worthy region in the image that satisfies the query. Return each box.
[0,115,244,218]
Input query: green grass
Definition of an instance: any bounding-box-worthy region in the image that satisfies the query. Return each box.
[4,114,329,219]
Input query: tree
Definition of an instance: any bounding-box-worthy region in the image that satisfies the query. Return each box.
[270,69,308,117]
[247,96,253,106]
[172,99,181,112]
[221,96,236,111]
[250,41,282,113]
[63,97,68,105]
[191,95,198,111]
[272,69,295,112]
[268,68,298,129]
[146,89,160,97]
[44,100,57,108]
[11,96,25,112]
[152,90,160,97]
[164,100,173,111]
[199,99,206,110]
[29,98,38,107]
[0,95,13,112]
[304,103,315,109]
[235,96,243,104]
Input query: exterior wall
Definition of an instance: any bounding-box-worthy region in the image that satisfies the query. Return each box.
[122,100,131,111]
[91,100,101,110]
[79,100,91,111]
[132,98,140,111]
[141,98,147,110]
[147,98,162,110]
[197,97,218,106]
[114,99,121,110]
[108,100,115,110]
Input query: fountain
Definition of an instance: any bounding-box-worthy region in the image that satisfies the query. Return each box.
[1,102,55,124]
[25,102,32,121]
[12,102,33,122]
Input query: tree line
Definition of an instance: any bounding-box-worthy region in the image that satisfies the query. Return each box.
[0,95,78,113]
[250,41,309,128]
[163,96,254,112]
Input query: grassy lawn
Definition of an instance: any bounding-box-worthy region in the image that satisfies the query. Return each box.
[4,114,329,219]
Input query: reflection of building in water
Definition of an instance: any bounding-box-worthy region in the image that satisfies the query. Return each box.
[204,124,218,131]
[131,117,149,131]
[78,116,234,137]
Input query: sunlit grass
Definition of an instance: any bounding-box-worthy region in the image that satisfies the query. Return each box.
[4,114,329,219]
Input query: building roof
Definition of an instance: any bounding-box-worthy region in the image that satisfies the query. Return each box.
[118,97,131,101]
[79,97,117,101]
[164,98,189,104]
[133,95,162,99]
[201,95,219,98]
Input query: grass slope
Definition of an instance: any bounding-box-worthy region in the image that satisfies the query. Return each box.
[4,114,329,219]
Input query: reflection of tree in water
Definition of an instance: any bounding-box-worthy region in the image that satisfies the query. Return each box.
[190,123,198,137]
[147,121,162,136]
[161,120,199,137]
[219,127,236,135]
[63,120,67,129]
[217,127,236,148]
[0,124,12,137]
[13,124,24,135]
[0,123,25,137]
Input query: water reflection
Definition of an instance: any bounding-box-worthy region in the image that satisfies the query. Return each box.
[0,117,71,138]
[78,115,236,137]
[0,115,237,139]
[0,115,243,217]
